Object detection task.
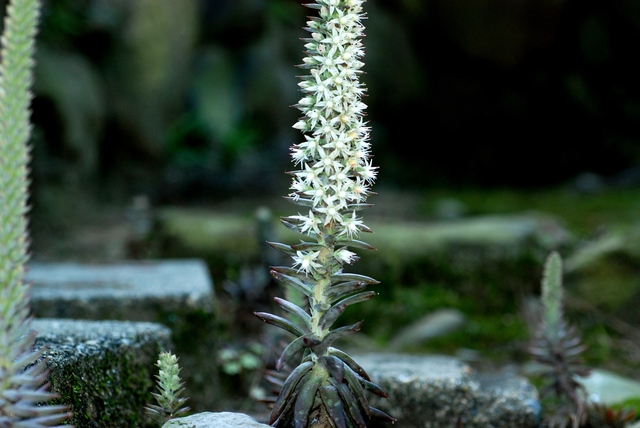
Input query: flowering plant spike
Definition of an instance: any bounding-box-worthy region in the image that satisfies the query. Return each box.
[255,1,395,426]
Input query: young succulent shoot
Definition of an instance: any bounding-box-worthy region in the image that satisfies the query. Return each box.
[528,251,591,428]
[255,1,395,427]
[1,0,73,426]
[145,352,190,424]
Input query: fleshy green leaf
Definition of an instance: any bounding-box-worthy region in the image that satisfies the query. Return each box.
[277,333,316,371]
[255,311,308,337]
[334,239,376,251]
[274,297,312,330]
[328,347,371,382]
[319,385,349,428]
[321,355,345,384]
[370,407,397,423]
[324,281,368,302]
[330,273,379,286]
[271,268,314,298]
[293,372,323,428]
[270,361,313,424]
[267,241,296,255]
[330,377,368,428]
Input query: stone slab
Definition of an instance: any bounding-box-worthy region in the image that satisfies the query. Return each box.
[354,353,540,428]
[162,412,269,428]
[27,259,214,318]
[27,259,218,413]
[33,318,173,428]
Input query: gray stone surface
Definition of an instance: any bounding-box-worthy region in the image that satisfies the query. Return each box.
[27,259,214,317]
[33,318,172,428]
[354,353,540,428]
[162,412,270,428]
[27,259,218,413]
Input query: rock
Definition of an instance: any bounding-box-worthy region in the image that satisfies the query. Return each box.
[27,259,218,413]
[354,353,540,428]
[162,412,270,428]
[33,318,172,428]
[388,308,466,350]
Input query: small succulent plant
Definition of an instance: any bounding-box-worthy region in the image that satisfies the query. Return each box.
[1,0,73,426]
[145,351,190,424]
[528,251,591,428]
[254,1,395,427]
[528,252,638,428]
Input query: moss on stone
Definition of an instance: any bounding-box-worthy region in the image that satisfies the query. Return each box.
[34,319,172,427]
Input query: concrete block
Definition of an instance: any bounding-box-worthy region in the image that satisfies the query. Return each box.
[27,259,218,412]
[355,353,541,428]
[33,318,172,428]
[162,412,270,428]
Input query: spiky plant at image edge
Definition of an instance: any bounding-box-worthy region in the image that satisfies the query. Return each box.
[145,352,190,424]
[255,1,395,427]
[528,252,638,428]
[0,0,72,426]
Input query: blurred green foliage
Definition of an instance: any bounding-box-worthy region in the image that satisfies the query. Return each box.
[5,0,638,210]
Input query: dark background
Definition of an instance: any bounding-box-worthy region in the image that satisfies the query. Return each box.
[2,0,640,209]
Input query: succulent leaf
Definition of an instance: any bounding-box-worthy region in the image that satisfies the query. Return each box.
[267,242,297,256]
[270,269,314,298]
[328,347,372,382]
[277,334,317,372]
[290,242,326,252]
[319,385,349,428]
[293,373,323,428]
[330,273,380,286]
[270,361,314,424]
[324,281,369,303]
[255,312,309,337]
[274,297,312,330]
[320,355,345,385]
[343,363,371,416]
[334,239,377,251]
[369,407,397,423]
[329,378,368,428]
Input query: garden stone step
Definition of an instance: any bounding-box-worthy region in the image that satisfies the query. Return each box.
[26,259,218,413]
[356,353,540,428]
[162,412,270,428]
[33,318,172,428]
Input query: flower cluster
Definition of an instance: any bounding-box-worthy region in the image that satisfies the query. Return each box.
[287,0,376,274]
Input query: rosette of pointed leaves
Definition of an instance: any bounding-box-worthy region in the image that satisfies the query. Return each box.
[254,1,394,427]
[528,252,591,428]
[145,352,190,424]
[1,0,72,425]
